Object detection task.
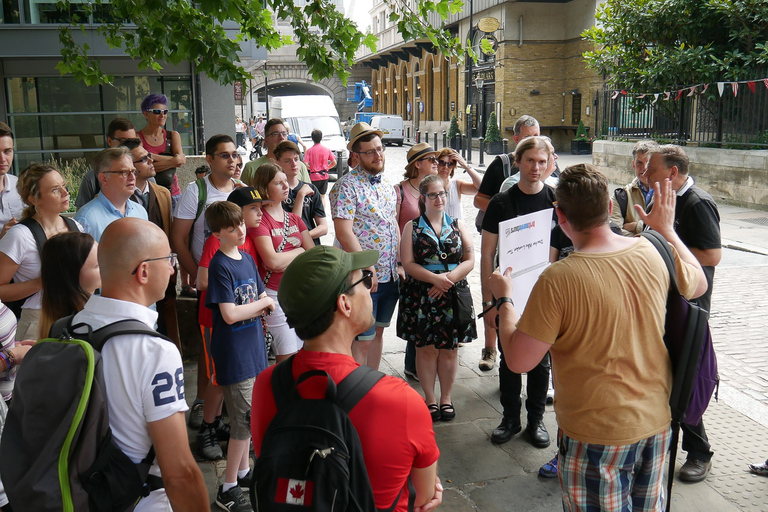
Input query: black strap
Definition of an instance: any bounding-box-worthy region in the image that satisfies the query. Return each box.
[19,216,80,254]
[420,214,449,263]
[263,210,292,286]
[270,354,384,414]
[640,230,680,294]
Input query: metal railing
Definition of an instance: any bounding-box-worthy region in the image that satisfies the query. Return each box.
[597,75,768,149]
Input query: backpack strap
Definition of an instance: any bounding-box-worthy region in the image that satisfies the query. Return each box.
[335,365,385,414]
[498,153,512,180]
[62,216,79,232]
[614,187,629,220]
[271,355,302,410]
[640,230,680,294]
[194,178,207,222]
[89,319,172,352]
[18,217,47,254]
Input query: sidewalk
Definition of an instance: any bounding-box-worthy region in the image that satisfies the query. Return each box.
[187,150,768,511]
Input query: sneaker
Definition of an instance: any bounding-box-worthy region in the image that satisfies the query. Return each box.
[479,348,496,371]
[539,453,559,478]
[216,485,252,512]
[214,417,231,442]
[197,424,223,460]
[404,369,419,381]
[238,468,253,488]
[749,460,768,476]
[188,401,204,429]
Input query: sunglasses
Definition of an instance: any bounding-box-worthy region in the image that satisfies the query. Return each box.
[420,157,438,164]
[345,270,374,292]
[133,155,153,164]
[146,109,169,115]
[437,160,457,168]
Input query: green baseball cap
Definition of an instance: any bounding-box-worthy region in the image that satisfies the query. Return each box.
[278,246,379,330]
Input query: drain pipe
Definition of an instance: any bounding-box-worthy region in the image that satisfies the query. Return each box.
[518,15,523,47]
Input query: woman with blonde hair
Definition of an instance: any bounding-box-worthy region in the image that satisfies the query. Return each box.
[0,164,82,339]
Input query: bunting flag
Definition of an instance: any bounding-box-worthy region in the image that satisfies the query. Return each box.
[611,76,768,101]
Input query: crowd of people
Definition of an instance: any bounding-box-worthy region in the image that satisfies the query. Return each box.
[0,100,746,512]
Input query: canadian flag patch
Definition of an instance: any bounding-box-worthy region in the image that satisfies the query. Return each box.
[275,478,314,506]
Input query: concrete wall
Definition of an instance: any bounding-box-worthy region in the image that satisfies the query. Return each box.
[593,141,768,210]
[199,74,235,149]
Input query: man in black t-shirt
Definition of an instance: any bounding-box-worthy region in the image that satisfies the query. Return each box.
[480,136,557,448]
[644,144,721,484]
[474,115,541,372]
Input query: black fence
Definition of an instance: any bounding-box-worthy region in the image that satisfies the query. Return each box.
[597,76,768,149]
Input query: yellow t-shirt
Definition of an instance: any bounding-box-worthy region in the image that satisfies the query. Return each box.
[517,237,699,445]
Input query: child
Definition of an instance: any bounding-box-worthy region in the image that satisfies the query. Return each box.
[195,188,271,461]
[204,200,275,512]
[274,140,327,245]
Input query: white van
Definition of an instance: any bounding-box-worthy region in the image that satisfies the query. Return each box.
[370,115,404,146]
[270,95,349,179]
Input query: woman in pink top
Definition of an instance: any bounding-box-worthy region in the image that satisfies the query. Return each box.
[138,93,186,211]
[395,143,439,234]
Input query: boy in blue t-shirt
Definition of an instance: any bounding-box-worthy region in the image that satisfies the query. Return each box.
[205,200,275,511]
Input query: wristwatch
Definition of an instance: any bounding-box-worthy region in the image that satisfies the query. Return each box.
[495,297,514,310]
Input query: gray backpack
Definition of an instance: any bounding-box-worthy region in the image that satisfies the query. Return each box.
[475,152,515,232]
[0,317,171,512]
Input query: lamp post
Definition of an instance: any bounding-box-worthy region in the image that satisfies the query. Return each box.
[465,0,473,163]
[476,77,484,138]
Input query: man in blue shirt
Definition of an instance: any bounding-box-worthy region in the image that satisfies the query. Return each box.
[75,146,148,242]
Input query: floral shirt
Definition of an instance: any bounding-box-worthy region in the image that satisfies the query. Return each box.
[329,167,399,283]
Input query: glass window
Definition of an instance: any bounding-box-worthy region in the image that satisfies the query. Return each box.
[41,114,103,152]
[24,0,89,24]
[8,116,41,151]
[103,76,151,112]
[6,77,38,113]
[37,77,101,113]
[1,0,21,23]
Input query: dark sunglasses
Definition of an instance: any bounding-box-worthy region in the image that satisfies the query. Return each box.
[345,270,374,292]
[437,160,457,168]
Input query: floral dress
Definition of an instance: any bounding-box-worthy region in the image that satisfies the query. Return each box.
[396,213,477,349]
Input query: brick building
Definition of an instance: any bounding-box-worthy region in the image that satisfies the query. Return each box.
[355,0,604,151]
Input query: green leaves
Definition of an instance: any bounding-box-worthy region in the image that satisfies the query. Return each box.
[54,0,467,86]
[583,0,768,91]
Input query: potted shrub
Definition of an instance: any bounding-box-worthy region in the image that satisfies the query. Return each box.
[571,120,592,155]
[447,114,461,149]
[484,111,503,154]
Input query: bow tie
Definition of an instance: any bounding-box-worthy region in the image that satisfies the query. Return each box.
[369,174,382,185]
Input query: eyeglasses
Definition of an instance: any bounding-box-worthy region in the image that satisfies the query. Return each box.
[146,109,169,115]
[344,270,374,292]
[267,131,289,138]
[424,191,447,200]
[133,155,153,165]
[131,253,178,275]
[437,160,457,168]
[420,157,438,164]
[356,147,385,157]
[103,170,138,179]
[214,152,238,160]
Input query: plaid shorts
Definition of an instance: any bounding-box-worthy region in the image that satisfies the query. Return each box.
[558,427,671,512]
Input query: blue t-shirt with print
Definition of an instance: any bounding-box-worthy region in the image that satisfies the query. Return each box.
[206,250,267,385]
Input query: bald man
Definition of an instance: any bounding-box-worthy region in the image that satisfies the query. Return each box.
[71,218,208,511]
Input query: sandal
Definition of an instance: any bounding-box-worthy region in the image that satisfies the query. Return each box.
[427,403,441,422]
[440,403,456,422]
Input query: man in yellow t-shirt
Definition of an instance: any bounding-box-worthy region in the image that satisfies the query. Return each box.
[489,164,707,512]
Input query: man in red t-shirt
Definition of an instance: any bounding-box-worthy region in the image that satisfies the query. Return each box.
[303,129,337,202]
[251,246,442,512]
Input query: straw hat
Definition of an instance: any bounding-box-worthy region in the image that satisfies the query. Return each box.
[405,142,439,170]
[347,122,384,152]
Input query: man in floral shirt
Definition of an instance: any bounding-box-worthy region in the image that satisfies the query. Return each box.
[329,123,401,370]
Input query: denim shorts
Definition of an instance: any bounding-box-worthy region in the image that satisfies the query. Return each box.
[356,280,399,341]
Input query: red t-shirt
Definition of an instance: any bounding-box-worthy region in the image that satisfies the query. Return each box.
[252,210,307,290]
[251,350,440,511]
[304,143,336,181]
[197,235,259,327]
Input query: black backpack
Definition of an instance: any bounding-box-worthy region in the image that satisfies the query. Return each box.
[251,356,403,512]
[0,316,171,512]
